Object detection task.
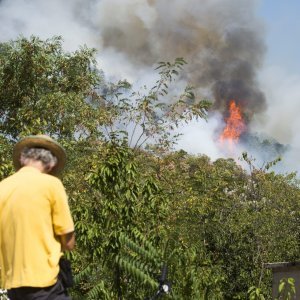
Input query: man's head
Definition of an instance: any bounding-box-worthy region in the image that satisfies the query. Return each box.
[13,135,66,176]
[20,147,58,174]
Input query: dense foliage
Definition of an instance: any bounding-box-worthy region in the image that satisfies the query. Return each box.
[1,36,300,299]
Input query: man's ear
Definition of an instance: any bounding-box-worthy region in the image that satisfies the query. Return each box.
[45,160,57,174]
[44,164,54,174]
[19,156,27,167]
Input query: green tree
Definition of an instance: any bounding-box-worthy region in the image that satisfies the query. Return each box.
[0,35,106,140]
[71,140,170,299]
[150,151,300,299]
[97,58,211,153]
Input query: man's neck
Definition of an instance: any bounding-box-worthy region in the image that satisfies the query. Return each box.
[23,160,46,173]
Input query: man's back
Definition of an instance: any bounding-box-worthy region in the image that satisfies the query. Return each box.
[0,166,74,289]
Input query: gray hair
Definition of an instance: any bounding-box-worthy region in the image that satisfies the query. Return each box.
[20,147,58,168]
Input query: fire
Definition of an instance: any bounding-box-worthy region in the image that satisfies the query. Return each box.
[220,100,246,144]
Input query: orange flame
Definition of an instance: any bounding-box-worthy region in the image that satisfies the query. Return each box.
[220,100,246,144]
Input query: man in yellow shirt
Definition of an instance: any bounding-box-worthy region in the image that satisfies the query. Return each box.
[0,135,75,300]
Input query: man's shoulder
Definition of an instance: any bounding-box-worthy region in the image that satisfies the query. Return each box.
[0,172,17,187]
[41,173,64,187]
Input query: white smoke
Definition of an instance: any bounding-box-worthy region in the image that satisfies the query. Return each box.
[0,0,97,50]
[252,66,300,174]
[0,0,299,173]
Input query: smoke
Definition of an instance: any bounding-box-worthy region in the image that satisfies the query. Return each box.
[0,0,98,50]
[0,0,299,173]
[93,0,267,121]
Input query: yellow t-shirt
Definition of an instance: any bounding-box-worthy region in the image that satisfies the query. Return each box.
[0,166,74,289]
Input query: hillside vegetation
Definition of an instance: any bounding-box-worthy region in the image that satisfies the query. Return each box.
[1,36,299,300]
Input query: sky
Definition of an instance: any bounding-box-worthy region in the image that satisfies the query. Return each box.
[257,0,300,74]
[252,0,300,172]
[0,0,299,173]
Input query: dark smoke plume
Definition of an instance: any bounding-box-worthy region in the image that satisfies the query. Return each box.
[93,0,266,125]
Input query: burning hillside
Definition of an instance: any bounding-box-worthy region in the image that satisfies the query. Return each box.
[217,98,287,163]
[219,100,246,145]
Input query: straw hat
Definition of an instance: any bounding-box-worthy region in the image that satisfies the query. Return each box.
[13,135,66,176]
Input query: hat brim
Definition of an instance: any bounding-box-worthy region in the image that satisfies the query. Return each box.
[13,136,66,176]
